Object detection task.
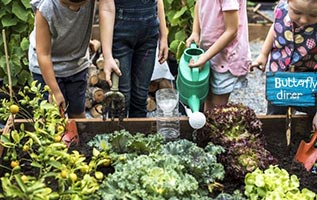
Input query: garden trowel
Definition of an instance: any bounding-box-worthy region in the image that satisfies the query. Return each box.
[103,59,125,121]
[295,131,317,171]
[60,107,79,148]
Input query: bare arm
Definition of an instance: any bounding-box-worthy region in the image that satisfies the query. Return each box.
[157,0,168,64]
[250,24,275,72]
[190,9,239,67]
[186,1,200,47]
[35,10,65,107]
[99,0,121,86]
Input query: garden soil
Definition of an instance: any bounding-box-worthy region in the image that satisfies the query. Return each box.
[221,121,317,195]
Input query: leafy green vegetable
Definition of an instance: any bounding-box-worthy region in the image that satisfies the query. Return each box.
[161,139,225,186]
[244,165,316,200]
[88,129,164,155]
[198,103,277,179]
[98,154,207,199]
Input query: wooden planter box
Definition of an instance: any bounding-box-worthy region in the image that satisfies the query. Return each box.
[1,114,316,192]
[248,23,271,41]
[2,114,312,146]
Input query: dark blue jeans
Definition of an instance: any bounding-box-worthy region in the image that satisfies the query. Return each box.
[32,69,88,115]
[113,2,159,117]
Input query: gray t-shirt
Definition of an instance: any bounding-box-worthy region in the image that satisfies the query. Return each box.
[29,0,95,77]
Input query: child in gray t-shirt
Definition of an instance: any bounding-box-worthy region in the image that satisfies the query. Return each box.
[28,0,95,118]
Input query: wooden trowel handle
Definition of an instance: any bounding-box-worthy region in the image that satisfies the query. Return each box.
[111,59,120,91]
[308,131,317,146]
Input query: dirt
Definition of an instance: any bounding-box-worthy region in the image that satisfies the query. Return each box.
[263,125,317,192]
[219,123,317,195]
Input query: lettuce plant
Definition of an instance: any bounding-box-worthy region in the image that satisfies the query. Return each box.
[199,103,277,179]
[244,165,316,200]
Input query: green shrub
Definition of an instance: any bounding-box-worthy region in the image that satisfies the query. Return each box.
[0,0,34,87]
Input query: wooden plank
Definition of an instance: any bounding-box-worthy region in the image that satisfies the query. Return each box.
[2,115,313,158]
[248,23,271,41]
[11,115,312,137]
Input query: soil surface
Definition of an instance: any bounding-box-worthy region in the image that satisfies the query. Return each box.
[220,124,317,194]
[263,125,317,193]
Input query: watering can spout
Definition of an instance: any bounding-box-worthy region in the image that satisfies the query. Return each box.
[188,95,200,113]
[183,103,206,130]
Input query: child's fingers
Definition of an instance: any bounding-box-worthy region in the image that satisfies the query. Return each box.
[249,62,263,72]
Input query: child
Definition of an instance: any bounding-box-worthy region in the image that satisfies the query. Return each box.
[186,0,251,109]
[98,0,168,117]
[28,0,95,118]
[251,0,317,131]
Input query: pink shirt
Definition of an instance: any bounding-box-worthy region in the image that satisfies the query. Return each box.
[198,0,251,76]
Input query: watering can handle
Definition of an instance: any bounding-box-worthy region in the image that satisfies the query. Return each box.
[191,56,199,81]
[190,42,198,49]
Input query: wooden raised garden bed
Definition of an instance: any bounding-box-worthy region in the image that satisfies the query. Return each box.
[1,111,317,198]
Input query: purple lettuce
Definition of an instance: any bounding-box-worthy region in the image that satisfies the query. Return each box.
[196,103,277,179]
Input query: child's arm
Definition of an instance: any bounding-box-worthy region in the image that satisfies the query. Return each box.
[251,24,275,72]
[99,0,121,87]
[313,113,317,132]
[35,10,65,108]
[190,9,239,67]
[186,1,200,47]
[157,0,168,64]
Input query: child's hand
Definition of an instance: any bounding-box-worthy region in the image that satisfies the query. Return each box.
[158,38,168,64]
[186,33,200,47]
[103,58,122,87]
[249,54,268,72]
[249,62,265,72]
[189,53,207,69]
[49,91,65,110]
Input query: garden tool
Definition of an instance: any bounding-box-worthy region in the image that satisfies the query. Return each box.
[295,131,317,171]
[60,107,79,148]
[103,59,125,121]
[176,43,209,129]
[286,66,295,150]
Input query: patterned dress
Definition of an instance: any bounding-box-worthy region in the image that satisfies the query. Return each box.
[269,0,317,72]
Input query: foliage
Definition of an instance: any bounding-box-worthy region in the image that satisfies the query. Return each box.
[0,0,34,87]
[88,131,245,199]
[99,154,206,199]
[198,103,278,179]
[0,81,104,199]
[88,129,164,155]
[244,165,316,200]
[161,140,225,187]
[163,0,195,62]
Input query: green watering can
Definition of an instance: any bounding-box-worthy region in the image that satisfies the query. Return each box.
[176,43,210,129]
